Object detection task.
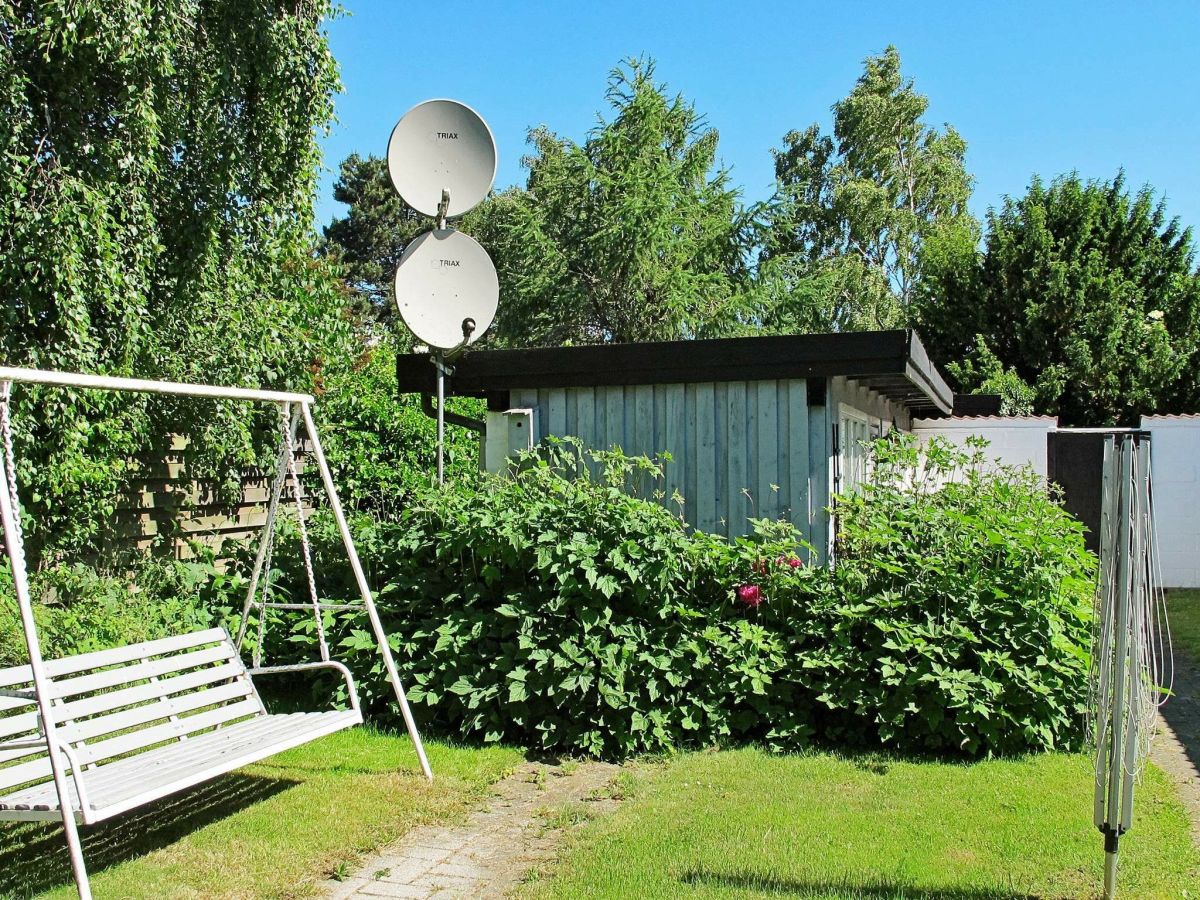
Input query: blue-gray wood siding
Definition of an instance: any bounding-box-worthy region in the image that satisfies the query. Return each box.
[510,380,828,549]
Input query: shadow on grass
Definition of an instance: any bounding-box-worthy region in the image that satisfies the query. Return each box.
[0,772,297,898]
[679,867,1042,899]
[1159,616,1200,783]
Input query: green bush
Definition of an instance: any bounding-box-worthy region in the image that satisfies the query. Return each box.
[331,442,795,757]
[759,435,1096,755]
[313,340,484,518]
[0,549,244,668]
[311,434,1094,759]
[2,431,1093,761]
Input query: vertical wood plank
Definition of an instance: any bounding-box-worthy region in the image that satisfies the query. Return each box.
[576,387,597,477]
[725,381,748,539]
[777,380,791,515]
[652,384,667,462]
[547,389,567,437]
[664,385,687,522]
[695,382,717,534]
[632,384,654,458]
[756,380,779,523]
[808,387,830,564]
[571,387,586,442]
[564,387,579,438]
[605,386,625,452]
[787,379,811,551]
[684,383,700,530]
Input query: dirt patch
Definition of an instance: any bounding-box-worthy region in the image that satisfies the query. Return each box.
[324,759,622,899]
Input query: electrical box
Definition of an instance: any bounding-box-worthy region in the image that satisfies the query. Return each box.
[483,408,538,473]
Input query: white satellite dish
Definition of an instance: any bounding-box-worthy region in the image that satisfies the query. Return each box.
[394,229,498,351]
[387,99,497,218]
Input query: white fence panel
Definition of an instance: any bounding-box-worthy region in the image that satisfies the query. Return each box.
[911,416,1056,478]
[1142,415,1200,589]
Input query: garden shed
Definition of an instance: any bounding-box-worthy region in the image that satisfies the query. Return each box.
[396,329,952,558]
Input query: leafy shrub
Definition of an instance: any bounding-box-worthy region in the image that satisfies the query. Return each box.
[770,434,1096,754]
[313,340,484,518]
[330,442,796,757]
[0,549,244,668]
[4,431,1092,761]
[312,435,1094,759]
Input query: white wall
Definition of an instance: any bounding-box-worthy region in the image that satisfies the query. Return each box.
[1142,415,1200,588]
[911,416,1057,478]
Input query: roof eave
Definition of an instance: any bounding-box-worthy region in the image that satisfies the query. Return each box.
[395,329,953,415]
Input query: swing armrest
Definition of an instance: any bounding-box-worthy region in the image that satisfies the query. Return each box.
[246,661,361,714]
[0,736,92,814]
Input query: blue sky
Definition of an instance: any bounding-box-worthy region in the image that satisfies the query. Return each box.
[316,1,1200,239]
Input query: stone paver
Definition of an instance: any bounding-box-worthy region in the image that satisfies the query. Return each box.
[323,760,621,899]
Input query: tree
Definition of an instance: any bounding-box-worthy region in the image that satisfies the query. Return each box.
[321,153,426,324]
[483,58,751,346]
[0,1,350,563]
[916,172,1200,425]
[759,46,976,332]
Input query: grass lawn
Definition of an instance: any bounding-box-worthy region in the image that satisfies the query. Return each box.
[1167,589,1200,663]
[0,728,522,900]
[527,748,1200,899]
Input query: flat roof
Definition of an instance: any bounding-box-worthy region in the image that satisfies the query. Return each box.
[395,329,954,415]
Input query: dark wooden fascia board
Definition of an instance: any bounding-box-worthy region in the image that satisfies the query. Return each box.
[395,329,953,413]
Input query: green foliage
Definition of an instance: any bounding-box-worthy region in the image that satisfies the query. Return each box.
[0,0,351,564]
[916,171,1200,425]
[947,335,1037,416]
[759,46,977,333]
[479,58,752,346]
[334,442,790,757]
[4,433,1095,761]
[320,153,427,327]
[312,340,483,518]
[291,437,1095,759]
[0,549,242,668]
[791,435,1096,754]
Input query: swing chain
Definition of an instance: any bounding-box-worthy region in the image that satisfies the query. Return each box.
[280,402,329,662]
[250,406,293,666]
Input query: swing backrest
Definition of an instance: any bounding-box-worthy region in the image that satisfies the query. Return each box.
[0,628,263,796]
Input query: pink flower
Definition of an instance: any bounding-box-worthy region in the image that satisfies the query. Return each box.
[774,555,803,569]
[737,584,762,608]
[752,558,768,575]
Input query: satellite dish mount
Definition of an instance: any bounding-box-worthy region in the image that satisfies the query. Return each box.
[436,189,450,231]
[386,99,499,483]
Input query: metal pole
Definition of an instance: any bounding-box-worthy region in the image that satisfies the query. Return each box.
[236,404,302,652]
[298,401,433,781]
[0,365,313,405]
[1104,833,1119,899]
[0,384,93,899]
[435,352,446,485]
[1102,437,1135,900]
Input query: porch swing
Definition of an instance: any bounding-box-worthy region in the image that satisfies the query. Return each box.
[0,366,432,900]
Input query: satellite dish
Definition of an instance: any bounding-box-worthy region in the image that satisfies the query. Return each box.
[387,99,497,218]
[394,229,498,351]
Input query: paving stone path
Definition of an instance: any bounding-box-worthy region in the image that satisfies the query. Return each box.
[324,760,622,899]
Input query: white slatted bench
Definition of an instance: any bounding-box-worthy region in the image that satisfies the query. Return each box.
[0,627,361,825]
